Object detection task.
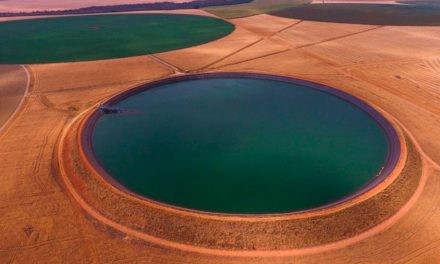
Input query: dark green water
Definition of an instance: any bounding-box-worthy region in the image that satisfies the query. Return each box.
[93,78,389,214]
[0,14,234,64]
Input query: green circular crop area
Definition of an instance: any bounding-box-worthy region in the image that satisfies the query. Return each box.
[0,14,235,64]
[271,3,440,26]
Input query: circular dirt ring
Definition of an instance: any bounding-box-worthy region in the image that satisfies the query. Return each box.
[57,73,421,253]
[0,14,234,64]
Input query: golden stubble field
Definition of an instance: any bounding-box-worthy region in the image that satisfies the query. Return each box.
[0,10,440,263]
[0,65,28,131]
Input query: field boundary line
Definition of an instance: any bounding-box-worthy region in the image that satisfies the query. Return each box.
[296,25,383,49]
[202,21,304,70]
[212,49,290,69]
[199,37,265,70]
[0,65,31,136]
[150,54,185,75]
[271,20,303,36]
[337,55,440,70]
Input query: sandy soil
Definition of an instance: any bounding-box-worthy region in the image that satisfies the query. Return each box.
[0,0,190,13]
[0,65,28,132]
[0,11,440,263]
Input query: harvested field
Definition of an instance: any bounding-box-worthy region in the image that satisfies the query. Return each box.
[0,65,28,131]
[229,14,301,36]
[1,10,440,263]
[273,21,377,48]
[204,0,311,19]
[301,26,440,66]
[30,57,172,94]
[155,26,261,72]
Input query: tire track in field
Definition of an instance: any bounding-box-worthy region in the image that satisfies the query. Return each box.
[200,21,303,70]
[211,25,384,71]
[210,49,291,70]
[422,57,440,73]
[358,166,440,261]
[296,26,383,49]
[150,54,186,75]
[0,236,95,252]
[198,37,265,70]
[393,181,440,263]
[0,65,31,135]
[32,135,49,193]
[396,238,440,263]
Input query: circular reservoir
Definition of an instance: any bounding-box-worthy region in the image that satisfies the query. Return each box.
[87,74,397,214]
[0,14,234,64]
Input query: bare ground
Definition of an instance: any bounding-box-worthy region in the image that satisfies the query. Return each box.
[0,11,440,263]
[0,65,28,132]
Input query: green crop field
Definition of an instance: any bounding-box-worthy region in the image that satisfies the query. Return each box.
[272,3,440,26]
[204,0,311,19]
[0,14,235,64]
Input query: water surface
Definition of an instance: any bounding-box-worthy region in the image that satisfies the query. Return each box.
[93,77,389,214]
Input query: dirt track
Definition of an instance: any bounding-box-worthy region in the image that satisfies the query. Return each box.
[0,65,29,133]
[0,10,440,263]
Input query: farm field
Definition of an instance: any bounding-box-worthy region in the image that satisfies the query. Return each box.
[0,0,190,13]
[0,6,440,264]
[0,65,28,130]
[272,2,440,26]
[0,13,234,63]
[204,0,311,18]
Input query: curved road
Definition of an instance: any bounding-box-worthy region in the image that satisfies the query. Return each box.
[0,65,29,133]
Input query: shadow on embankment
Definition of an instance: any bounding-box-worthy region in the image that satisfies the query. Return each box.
[271,2,440,26]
